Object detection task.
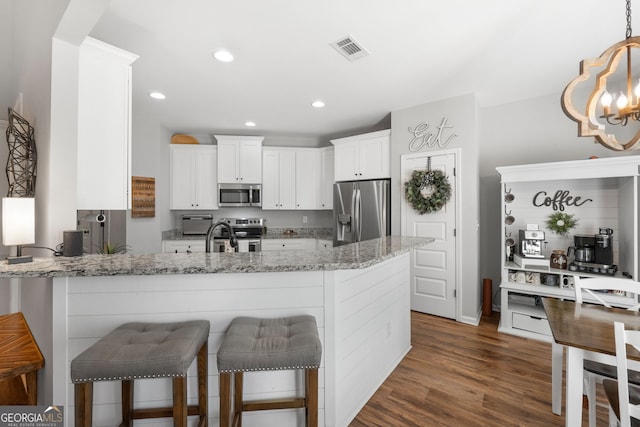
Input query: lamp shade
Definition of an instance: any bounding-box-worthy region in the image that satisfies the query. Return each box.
[2,197,35,246]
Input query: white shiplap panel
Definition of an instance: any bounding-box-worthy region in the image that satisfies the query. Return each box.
[68,307,326,338]
[67,271,324,293]
[68,286,323,316]
[330,253,411,427]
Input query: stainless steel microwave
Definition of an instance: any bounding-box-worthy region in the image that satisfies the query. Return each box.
[218,184,262,207]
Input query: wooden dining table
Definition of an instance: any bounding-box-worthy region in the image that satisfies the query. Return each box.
[543,297,640,426]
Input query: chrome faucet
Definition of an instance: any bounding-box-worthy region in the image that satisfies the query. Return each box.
[205,221,238,253]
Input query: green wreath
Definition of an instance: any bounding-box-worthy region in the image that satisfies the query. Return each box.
[545,212,578,236]
[404,169,452,214]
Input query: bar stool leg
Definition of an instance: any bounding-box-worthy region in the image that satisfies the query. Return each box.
[234,372,243,427]
[75,382,93,427]
[121,380,134,427]
[173,377,187,427]
[197,340,208,427]
[306,368,318,427]
[219,373,231,427]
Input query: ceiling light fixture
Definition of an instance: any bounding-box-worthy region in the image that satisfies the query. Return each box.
[312,100,325,108]
[245,121,256,127]
[213,50,234,63]
[149,91,166,100]
[562,0,640,151]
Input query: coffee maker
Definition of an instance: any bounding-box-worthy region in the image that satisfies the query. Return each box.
[568,228,617,275]
[595,227,614,265]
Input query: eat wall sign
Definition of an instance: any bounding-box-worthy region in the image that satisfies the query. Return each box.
[408,117,457,151]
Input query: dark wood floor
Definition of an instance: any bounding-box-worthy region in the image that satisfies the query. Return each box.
[350,311,610,427]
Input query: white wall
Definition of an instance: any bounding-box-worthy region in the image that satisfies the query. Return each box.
[391,94,480,323]
[126,97,174,254]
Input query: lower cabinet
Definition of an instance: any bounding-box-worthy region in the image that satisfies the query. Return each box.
[261,239,317,252]
[162,240,205,253]
[499,266,637,341]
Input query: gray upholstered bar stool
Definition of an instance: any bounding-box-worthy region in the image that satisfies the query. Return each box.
[70,320,210,427]
[217,315,322,427]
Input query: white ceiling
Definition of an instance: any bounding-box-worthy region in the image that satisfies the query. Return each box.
[89,0,627,141]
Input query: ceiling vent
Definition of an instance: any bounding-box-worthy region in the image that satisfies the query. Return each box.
[330,35,369,62]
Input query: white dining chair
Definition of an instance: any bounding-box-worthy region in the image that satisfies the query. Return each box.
[574,276,640,427]
[603,321,640,427]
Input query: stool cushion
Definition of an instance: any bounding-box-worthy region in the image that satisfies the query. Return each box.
[217,315,321,372]
[71,320,209,383]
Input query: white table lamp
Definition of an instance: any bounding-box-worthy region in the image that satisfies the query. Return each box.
[2,197,35,264]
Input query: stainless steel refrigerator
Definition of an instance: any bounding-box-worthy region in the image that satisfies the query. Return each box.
[333,179,391,247]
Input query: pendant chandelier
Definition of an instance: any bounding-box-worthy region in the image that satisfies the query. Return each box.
[562,0,640,151]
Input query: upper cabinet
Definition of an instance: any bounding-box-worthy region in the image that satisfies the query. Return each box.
[319,147,334,210]
[331,129,390,182]
[170,145,218,210]
[215,135,263,184]
[262,148,320,210]
[77,37,138,210]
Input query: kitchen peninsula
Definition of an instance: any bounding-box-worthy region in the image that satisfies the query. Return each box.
[1,236,430,427]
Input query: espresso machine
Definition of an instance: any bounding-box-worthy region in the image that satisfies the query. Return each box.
[519,229,545,258]
[567,228,617,275]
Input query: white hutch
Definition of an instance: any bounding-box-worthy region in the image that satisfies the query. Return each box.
[497,156,640,342]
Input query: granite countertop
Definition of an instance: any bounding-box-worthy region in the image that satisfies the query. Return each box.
[162,227,333,241]
[0,236,432,278]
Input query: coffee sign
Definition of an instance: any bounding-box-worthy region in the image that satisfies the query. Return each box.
[532,190,593,211]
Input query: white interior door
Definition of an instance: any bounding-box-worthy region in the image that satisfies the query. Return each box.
[401,151,457,319]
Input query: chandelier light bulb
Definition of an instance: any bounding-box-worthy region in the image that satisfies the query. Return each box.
[617,92,629,110]
[635,79,640,98]
[601,91,612,108]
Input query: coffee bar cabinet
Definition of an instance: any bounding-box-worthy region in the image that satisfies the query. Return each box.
[497,156,640,342]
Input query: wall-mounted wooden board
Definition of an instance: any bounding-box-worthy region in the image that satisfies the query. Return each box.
[131,176,155,218]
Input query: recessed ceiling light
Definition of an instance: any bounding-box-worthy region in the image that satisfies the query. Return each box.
[245,121,256,127]
[312,100,325,108]
[213,50,234,63]
[149,91,166,100]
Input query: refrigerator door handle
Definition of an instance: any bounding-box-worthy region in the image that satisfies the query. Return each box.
[351,184,358,243]
[355,187,362,241]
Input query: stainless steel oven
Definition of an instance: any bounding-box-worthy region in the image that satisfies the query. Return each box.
[218,184,261,207]
[212,217,264,252]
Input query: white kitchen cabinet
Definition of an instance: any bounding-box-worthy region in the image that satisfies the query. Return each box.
[497,156,640,342]
[262,239,317,252]
[331,129,390,182]
[262,149,296,209]
[295,149,320,209]
[77,37,138,210]
[162,240,205,253]
[215,135,263,183]
[319,147,334,210]
[170,145,218,210]
[262,148,320,210]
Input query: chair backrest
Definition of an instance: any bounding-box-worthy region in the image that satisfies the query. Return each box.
[574,276,640,310]
[613,321,640,426]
